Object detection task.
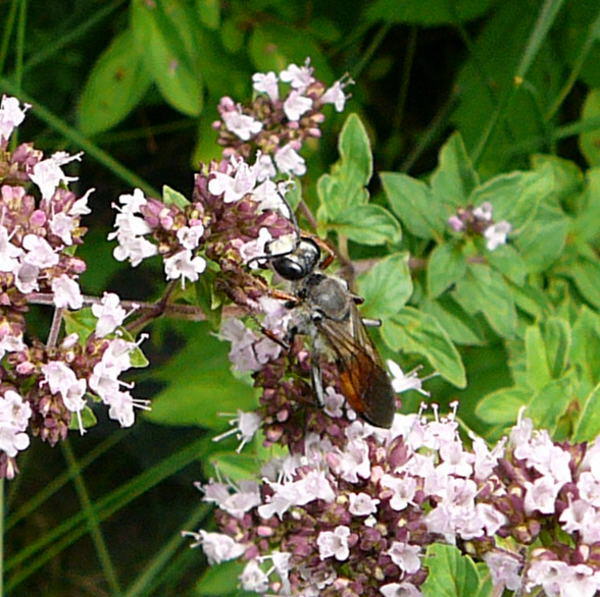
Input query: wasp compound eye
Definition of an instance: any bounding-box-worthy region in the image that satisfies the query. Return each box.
[272,238,321,281]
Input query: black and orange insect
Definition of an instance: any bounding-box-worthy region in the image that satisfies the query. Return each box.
[258,233,396,429]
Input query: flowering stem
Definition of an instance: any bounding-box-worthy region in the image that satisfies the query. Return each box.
[298,200,318,231]
[46,307,64,349]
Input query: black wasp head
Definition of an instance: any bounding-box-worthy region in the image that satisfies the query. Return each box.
[271,237,320,281]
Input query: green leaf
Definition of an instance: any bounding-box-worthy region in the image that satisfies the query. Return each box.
[68,405,97,431]
[509,282,551,318]
[422,544,481,597]
[195,0,220,29]
[366,0,493,26]
[380,172,446,240]
[318,114,373,219]
[475,386,530,425]
[146,325,256,428]
[573,383,600,442]
[328,204,401,246]
[531,154,584,206]
[526,375,574,432]
[131,0,203,117]
[565,257,600,310]
[525,325,551,391]
[515,203,568,272]
[579,88,600,166]
[431,132,479,208]
[78,29,152,136]
[195,268,222,330]
[453,265,517,338]
[542,317,571,379]
[469,168,551,233]
[381,306,466,387]
[570,306,600,385]
[573,168,600,244]
[196,560,245,595]
[162,184,190,209]
[421,297,487,346]
[486,244,527,285]
[337,113,373,189]
[427,242,467,298]
[63,308,97,342]
[358,252,413,320]
[208,451,261,481]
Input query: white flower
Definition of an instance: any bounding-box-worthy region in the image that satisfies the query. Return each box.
[115,188,147,214]
[104,389,150,428]
[348,492,380,516]
[41,361,87,433]
[321,80,349,112]
[89,338,135,400]
[0,332,25,360]
[386,541,421,573]
[29,151,83,200]
[483,550,522,593]
[208,159,258,203]
[196,530,245,565]
[253,152,276,182]
[386,360,430,396]
[22,234,59,268]
[0,225,23,272]
[50,212,76,245]
[380,582,422,597]
[252,180,285,212]
[163,249,206,286]
[280,61,315,91]
[484,220,511,251]
[92,292,127,337]
[0,390,31,457]
[524,476,562,515]
[222,106,262,140]
[0,95,29,141]
[176,224,204,250]
[323,387,344,418]
[274,143,306,176]
[212,410,262,453]
[51,275,83,309]
[473,202,493,221]
[252,71,279,102]
[240,560,269,593]
[239,227,272,267]
[283,90,312,121]
[111,233,158,267]
[14,262,39,294]
[69,188,94,216]
[317,525,351,561]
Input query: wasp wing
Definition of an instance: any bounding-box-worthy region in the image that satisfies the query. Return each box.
[316,304,396,428]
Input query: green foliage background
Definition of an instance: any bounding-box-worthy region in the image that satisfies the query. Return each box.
[3,0,600,594]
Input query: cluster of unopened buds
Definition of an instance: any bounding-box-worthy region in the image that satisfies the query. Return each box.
[447,202,511,251]
[0,96,149,478]
[188,406,600,597]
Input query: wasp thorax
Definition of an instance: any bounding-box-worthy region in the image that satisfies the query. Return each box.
[305,275,350,321]
[271,237,320,281]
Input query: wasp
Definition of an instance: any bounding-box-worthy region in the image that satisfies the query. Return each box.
[256,233,397,429]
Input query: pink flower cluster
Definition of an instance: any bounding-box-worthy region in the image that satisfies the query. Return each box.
[447,202,511,251]
[0,96,149,478]
[189,407,600,596]
[215,59,350,173]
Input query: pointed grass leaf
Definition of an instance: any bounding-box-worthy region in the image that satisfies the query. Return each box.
[358,252,413,320]
[366,0,493,26]
[427,242,467,298]
[328,204,401,245]
[381,172,446,240]
[381,306,466,387]
[422,544,482,597]
[573,383,600,442]
[431,132,479,208]
[475,386,530,425]
[78,29,152,136]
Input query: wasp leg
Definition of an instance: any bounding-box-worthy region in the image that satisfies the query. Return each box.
[351,293,365,305]
[310,357,325,406]
[362,318,382,328]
